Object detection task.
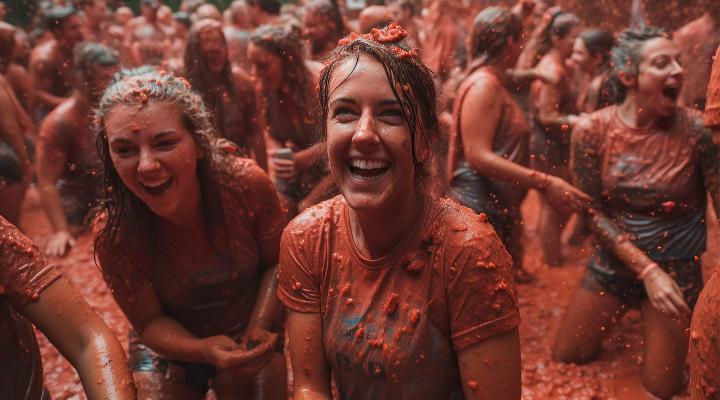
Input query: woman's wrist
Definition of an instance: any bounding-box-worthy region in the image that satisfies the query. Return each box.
[535,172,550,191]
[638,263,659,280]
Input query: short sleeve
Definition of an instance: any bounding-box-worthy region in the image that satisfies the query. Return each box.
[705,46,720,127]
[570,115,603,201]
[0,217,61,310]
[445,223,520,351]
[246,162,286,266]
[277,217,322,313]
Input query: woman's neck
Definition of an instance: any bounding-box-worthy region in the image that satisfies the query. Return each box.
[349,190,422,259]
[618,93,659,129]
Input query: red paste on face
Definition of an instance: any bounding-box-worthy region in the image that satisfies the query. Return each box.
[278,195,519,398]
[0,216,61,399]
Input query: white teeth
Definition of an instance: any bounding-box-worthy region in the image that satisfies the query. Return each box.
[350,159,389,170]
[141,178,170,188]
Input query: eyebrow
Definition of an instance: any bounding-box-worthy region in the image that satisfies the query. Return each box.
[152,130,178,140]
[329,97,402,107]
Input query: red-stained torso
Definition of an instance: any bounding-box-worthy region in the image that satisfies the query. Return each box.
[0,216,61,399]
[278,196,519,399]
[448,70,532,208]
[29,40,74,99]
[203,69,258,153]
[572,106,718,276]
[689,267,720,400]
[37,96,102,196]
[97,152,284,338]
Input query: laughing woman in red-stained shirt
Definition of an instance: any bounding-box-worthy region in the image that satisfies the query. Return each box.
[277,24,521,400]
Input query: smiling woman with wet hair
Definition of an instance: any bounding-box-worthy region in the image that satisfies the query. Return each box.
[553,27,720,399]
[93,68,287,399]
[277,24,521,399]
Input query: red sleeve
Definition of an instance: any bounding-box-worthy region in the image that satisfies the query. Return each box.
[444,222,520,351]
[277,214,323,313]
[245,161,286,266]
[0,217,61,311]
[705,46,720,127]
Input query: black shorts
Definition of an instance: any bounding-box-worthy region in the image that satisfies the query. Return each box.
[0,140,22,184]
[581,257,703,310]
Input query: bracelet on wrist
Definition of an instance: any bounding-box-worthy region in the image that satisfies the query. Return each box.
[638,263,658,280]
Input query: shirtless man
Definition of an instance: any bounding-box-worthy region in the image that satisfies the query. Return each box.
[0,22,33,113]
[302,0,345,60]
[78,0,122,50]
[674,5,718,110]
[223,0,253,69]
[0,25,33,226]
[29,6,84,121]
[124,0,172,66]
[36,43,118,257]
[247,0,281,27]
[388,0,421,48]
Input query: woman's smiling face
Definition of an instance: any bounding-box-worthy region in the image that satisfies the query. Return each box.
[326,54,418,213]
[104,100,202,223]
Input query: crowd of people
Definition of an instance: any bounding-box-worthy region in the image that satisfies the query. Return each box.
[0,0,718,399]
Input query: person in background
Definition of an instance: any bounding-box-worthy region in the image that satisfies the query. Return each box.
[29,6,84,121]
[553,27,719,400]
[35,43,118,257]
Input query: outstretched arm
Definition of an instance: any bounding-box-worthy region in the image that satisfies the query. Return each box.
[22,276,137,400]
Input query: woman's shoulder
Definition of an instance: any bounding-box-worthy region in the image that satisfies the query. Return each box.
[283,195,345,242]
[211,144,273,193]
[429,197,504,249]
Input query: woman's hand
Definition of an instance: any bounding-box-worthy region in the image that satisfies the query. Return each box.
[268,148,297,180]
[42,230,76,257]
[642,264,691,318]
[541,175,592,215]
[202,330,278,373]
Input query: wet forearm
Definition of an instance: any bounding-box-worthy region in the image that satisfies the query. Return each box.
[467,151,550,191]
[587,209,653,275]
[140,317,209,364]
[74,332,137,400]
[248,265,281,331]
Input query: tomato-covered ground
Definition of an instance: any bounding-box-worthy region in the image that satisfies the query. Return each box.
[19,187,716,399]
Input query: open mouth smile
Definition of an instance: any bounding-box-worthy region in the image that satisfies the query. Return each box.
[347,158,390,181]
[139,177,173,195]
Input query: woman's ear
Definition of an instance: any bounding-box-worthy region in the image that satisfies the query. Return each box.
[616,70,636,90]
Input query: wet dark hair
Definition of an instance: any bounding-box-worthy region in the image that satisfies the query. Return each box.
[250,24,314,130]
[397,0,415,16]
[74,42,119,82]
[604,26,668,104]
[318,24,440,183]
[247,0,280,15]
[45,6,77,31]
[468,6,522,68]
[579,29,614,65]
[538,10,579,55]
[304,0,345,38]
[184,19,231,97]
[173,11,192,28]
[93,68,220,258]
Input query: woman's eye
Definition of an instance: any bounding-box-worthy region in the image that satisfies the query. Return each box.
[379,108,405,122]
[156,140,177,150]
[333,107,356,120]
[111,146,135,157]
